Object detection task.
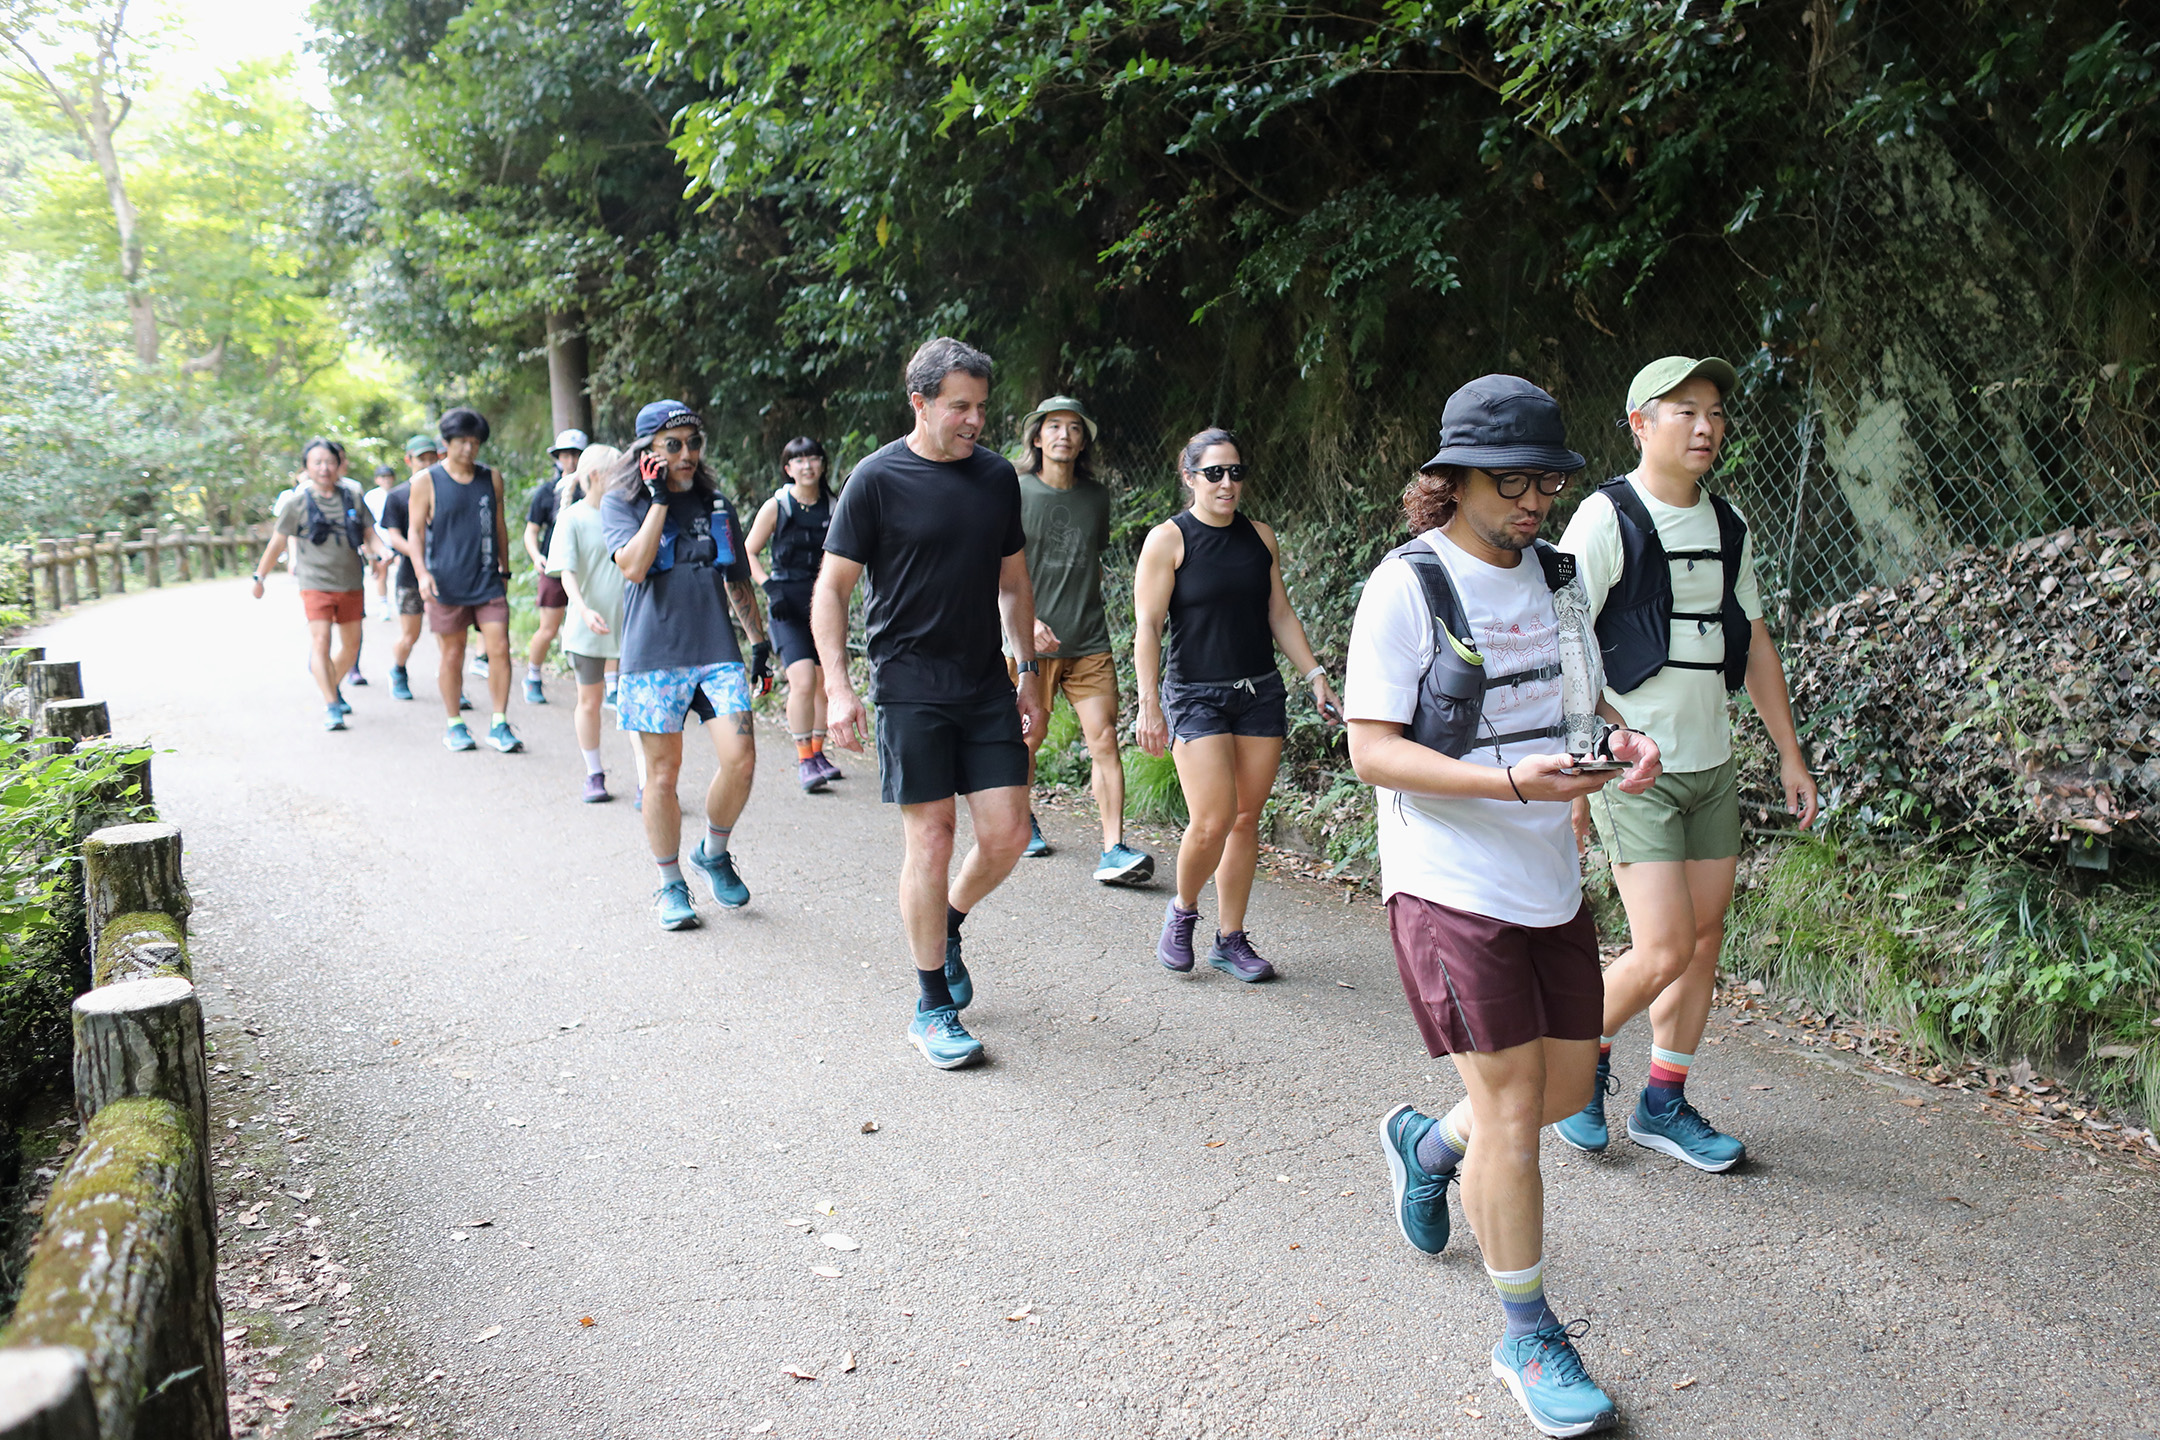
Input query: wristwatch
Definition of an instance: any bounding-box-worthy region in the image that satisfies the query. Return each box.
[1015,660,1039,675]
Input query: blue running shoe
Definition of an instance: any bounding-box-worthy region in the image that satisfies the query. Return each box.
[524,676,547,705]
[603,683,618,711]
[459,693,474,712]
[690,841,750,909]
[1626,1092,1746,1173]
[1555,1054,1616,1154]
[1378,1103,1455,1255]
[908,1003,984,1070]
[323,704,347,732]
[1093,843,1156,887]
[943,936,972,1011]
[389,665,413,701]
[444,720,477,752]
[654,879,697,931]
[1024,814,1051,858]
[1491,1320,1618,1437]
[329,690,351,718]
[487,720,524,753]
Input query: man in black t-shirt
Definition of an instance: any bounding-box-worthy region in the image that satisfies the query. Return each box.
[815,336,1048,1071]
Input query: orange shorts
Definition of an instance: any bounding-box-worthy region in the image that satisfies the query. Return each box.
[301,589,364,624]
[1008,650,1118,707]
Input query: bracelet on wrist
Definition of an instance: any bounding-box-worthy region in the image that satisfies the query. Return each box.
[1303,664,1326,683]
[1506,765,1528,804]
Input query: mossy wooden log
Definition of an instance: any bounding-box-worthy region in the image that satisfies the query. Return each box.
[0,1098,229,1440]
[40,701,109,747]
[91,913,187,989]
[83,824,188,959]
[72,979,209,1138]
[24,662,80,727]
[0,1346,97,1440]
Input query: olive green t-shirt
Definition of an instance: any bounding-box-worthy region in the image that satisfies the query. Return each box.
[273,479,374,593]
[1018,473,1112,657]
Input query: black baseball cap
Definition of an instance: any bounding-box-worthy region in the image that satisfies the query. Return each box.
[1421,375,1586,474]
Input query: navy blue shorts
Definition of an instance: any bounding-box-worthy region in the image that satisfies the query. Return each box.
[876,692,1028,805]
[1163,671,1288,744]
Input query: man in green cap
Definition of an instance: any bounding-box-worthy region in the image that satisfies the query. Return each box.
[376,432,445,703]
[1554,356,1818,1172]
[1010,395,1154,885]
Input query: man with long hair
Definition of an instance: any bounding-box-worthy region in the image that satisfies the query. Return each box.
[1011,395,1154,885]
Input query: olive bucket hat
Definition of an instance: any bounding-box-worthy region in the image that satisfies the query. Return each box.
[1019,394,1098,446]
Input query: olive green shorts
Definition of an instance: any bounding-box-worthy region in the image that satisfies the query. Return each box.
[1590,755,1743,865]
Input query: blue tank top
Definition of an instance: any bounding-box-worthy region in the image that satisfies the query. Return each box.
[769,489,831,583]
[424,463,506,606]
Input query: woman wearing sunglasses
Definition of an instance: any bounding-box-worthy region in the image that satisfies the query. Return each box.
[1134,427,1342,981]
[604,400,774,931]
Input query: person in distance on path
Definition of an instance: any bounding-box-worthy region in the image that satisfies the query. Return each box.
[249,437,383,731]
[364,462,397,622]
[1133,428,1342,982]
[1550,357,1818,1171]
[1008,395,1156,886]
[408,407,522,753]
[1346,375,1661,1439]
[812,336,1047,1071]
[606,400,773,932]
[745,436,846,795]
[547,444,625,804]
[376,435,448,706]
[331,446,374,690]
[521,428,588,706]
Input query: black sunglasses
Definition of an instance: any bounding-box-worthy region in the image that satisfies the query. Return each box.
[1192,463,1247,484]
[659,433,706,456]
[1487,469,1573,498]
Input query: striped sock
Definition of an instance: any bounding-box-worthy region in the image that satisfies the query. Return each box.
[655,853,684,885]
[793,731,815,760]
[1599,1034,1615,1061]
[703,823,732,858]
[1414,1099,1472,1176]
[810,728,827,754]
[1487,1257,1559,1338]
[1645,1046,1693,1113]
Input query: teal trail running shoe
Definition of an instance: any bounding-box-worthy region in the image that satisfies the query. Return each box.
[1024,814,1051,858]
[324,704,348,732]
[389,665,413,701]
[943,936,972,1011]
[654,879,697,931]
[1093,843,1156,886]
[1626,1093,1746,1173]
[689,841,750,910]
[524,676,547,705]
[487,720,524,753]
[1378,1103,1455,1255]
[1555,1054,1616,1154]
[908,1003,984,1070]
[443,720,477,752]
[330,691,351,718]
[1491,1320,1618,1437]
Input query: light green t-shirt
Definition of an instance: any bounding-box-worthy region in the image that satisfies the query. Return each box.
[1557,478,1763,774]
[546,499,624,660]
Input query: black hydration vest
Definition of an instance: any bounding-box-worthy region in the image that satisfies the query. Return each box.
[1392,538,1574,759]
[1592,477,1750,694]
[304,482,366,552]
[768,489,830,583]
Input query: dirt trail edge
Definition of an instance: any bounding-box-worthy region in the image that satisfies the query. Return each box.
[31,579,2160,1440]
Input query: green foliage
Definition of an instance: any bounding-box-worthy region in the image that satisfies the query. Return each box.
[1122,747,1187,826]
[1032,697,1092,790]
[1727,834,2160,1119]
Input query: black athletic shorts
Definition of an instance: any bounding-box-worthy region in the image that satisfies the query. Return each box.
[764,580,818,670]
[1162,671,1288,743]
[876,691,1028,805]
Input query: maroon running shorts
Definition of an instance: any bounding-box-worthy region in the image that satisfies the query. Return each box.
[1385,893,1603,1056]
[424,596,511,635]
[536,572,569,608]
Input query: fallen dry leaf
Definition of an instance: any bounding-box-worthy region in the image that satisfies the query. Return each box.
[1006,1305,1034,1321]
[749,1423,772,1436]
[785,1217,812,1228]
[1674,1376,1698,1390]
[782,1368,817,1382]
[472,1325,502,1343]
[843,1351,857,1373]
[861,1120,879,1133]
[1897,1096,1925,1109]
[810,1265,842,1279]
[579,1316,595,1327]
[821,1233,860,1251]
[1204,1140,1225,1148]
[306,1353,327,1375]
[1462,1409,1483,1419]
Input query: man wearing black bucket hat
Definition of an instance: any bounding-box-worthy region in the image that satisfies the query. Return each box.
[1550,357,1817,1173]
[1345,374,1661,1439]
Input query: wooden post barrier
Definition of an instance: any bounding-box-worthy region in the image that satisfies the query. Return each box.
[15,543,34,619]
[39,540,65,610]
[40,700,109,748]
[141,528,161,587]
[72,978,210,1138]
[0,645,41,688]
[24,661,81,731]
[83,823,188,966]
[0,1096,229,1440]
[102,533,124,594]
[170,529,191,583]
[0,1346,98,1440]
[192,528,213,577]
[220,526,238,574]
[74,536,97,601]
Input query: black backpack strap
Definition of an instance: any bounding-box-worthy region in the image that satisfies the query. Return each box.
[1389,542,1471,655]
[1532,540,1575,592]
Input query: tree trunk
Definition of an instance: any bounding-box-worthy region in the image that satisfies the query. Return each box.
[0,1346,98,1440]
[546,308,592,436]
[83,822,189,959]
[78,90,155,365]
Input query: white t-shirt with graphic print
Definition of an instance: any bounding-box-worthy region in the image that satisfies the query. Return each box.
[1344,528,1584,928]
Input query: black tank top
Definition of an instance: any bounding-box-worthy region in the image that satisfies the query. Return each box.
[424,462,505,606]
[768,489,831,583]
[1166,509,1275,683]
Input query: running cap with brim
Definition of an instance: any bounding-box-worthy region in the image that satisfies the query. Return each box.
[1421,374,1586,474]
[549,428,590,455]
[1019,395,1097,445]
[373,463,396,479]
[635,400,701,439]
[403,434,440,456]
[1626,355,1739,415]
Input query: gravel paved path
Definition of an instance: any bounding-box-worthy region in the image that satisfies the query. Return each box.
[30,577,2160,1439]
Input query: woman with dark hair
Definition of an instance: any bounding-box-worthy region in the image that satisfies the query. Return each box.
[745,435,844,794]
[249,437,381,730]
[604,399,775,931]
[1133,427,1342,981]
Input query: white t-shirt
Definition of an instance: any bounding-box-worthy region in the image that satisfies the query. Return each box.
[1558,478,1763,773]
[1344,529,1583,927]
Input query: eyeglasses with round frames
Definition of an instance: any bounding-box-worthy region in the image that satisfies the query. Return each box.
[1487,469,1573,498]
[659,433,706,456]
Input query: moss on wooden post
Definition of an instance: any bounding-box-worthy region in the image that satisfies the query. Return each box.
[91,912,188,988]
[0,1098,230,1440]
[83,824,188,961]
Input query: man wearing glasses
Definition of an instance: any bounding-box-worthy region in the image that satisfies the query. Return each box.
[1552,357,1818,1172]
[1346,374,1661,1438]
[606,399,773,932]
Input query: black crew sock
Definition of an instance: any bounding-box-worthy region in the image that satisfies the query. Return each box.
[917,965,955,1011]
[946,904,967,939]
